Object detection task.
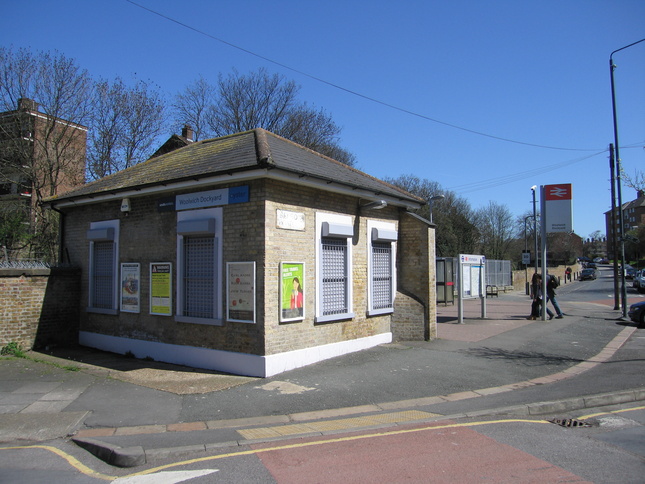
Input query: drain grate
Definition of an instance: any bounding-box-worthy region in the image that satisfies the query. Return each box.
[548,418,592,428]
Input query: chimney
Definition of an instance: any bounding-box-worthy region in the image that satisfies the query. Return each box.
[18,98,39,112]
[182,124,195,142]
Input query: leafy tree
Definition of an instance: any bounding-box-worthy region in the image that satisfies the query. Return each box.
[174,68,355,166]
[385,174,478,257]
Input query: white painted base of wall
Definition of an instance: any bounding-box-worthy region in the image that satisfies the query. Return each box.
[78,331,393,378]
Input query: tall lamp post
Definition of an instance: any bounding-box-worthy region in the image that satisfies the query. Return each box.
[610,38,645,319]
[524,214,535,295]
[429,194,445,223]
[531,186,538,277]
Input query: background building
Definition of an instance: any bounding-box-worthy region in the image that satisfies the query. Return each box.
[605,190,645,261]
[0,98,87,260]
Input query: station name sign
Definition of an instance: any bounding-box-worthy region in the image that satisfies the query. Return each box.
[544,184,572,233]
[158,186,249,212]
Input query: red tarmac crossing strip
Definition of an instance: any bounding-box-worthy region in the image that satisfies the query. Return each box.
[252,421,591,483]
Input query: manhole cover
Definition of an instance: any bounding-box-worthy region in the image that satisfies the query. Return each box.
[548,418,592,428]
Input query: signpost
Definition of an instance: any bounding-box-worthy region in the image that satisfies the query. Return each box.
[457,254,486,324]
[539,184,573,319]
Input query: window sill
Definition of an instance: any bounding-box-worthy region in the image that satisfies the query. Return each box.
[315,312,355,324]
[367,308,394,317]
[86,307,118,315]
[175,315,224,326]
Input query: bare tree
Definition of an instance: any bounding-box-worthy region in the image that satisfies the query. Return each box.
[0,47,92,261]
[473,201,516,260]
[172,76,215,141]
[174,69,355,165]
[283,104,356,165]
[87,79,125,179]
[88,78,167,180]
[120,80,167,169]
[623,169,645,193]
[385,174,478,257]
[208,68,296,135]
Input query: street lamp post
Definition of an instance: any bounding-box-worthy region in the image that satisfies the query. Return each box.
[429,194,445,223]
[524,214,535,295]
[610,38,645,319]
[531,186,538,277]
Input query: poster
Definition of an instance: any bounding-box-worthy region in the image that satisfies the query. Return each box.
[150,262,172,316]
[120,263,140,313]
[280,262,305,322]
[227,262,256,323]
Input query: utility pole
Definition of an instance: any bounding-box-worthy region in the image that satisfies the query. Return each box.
[609,144,620,311]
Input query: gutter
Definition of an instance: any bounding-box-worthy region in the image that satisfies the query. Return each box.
[45,167,425,212]
[47,204,67,265]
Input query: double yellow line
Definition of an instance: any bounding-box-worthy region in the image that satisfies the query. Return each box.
[3,405,644,481]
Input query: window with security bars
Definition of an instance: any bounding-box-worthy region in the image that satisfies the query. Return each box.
[91,241,115,309]
[182,235,215,319]
[321,237,348,316]
[371,242,393,310]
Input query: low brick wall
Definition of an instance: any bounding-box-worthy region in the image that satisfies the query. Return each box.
[512,263,583,293]
[0,267,80,350]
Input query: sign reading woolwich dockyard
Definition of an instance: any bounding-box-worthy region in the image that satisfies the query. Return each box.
[176,186,249,210]
[157,186,249,212]
[544,183,573,233]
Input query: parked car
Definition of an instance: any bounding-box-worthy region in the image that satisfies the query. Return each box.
[633,270,645,293]
[626,266,637,279]
[628,300,645,325]
[580,268,597,280]
[587,262,597,269]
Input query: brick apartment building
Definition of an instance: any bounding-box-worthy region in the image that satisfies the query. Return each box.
[0,98,87,256]
[604,190,645,260]
[45,129,437,377]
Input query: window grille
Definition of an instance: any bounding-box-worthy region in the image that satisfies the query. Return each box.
[371,242,392,309]
[183,235,215,319]
[92,241,114,309]
[321,237,348,315]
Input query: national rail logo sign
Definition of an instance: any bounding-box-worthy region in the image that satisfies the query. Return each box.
[544,184,573,233]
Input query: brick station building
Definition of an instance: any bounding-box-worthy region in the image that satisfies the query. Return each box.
[46,129,437,377]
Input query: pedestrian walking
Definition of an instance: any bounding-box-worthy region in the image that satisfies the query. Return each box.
[527,273,554,320]
[547,273,564,319]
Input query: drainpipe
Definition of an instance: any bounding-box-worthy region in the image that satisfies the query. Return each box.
[48,203,66,265]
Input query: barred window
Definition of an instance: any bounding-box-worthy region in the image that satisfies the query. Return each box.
[367,222,397,315]
[371,242,392,310]
[91,241,115,309]
[316,214,354,323]
[87,220,119,315]
[182,235,215,319]
[176,208,222,325]
[321,237,348,316]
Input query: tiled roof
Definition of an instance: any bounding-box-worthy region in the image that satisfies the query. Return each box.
[49,129,424,205]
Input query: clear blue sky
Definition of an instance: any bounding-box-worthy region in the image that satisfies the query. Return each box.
[2,0,644,239]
